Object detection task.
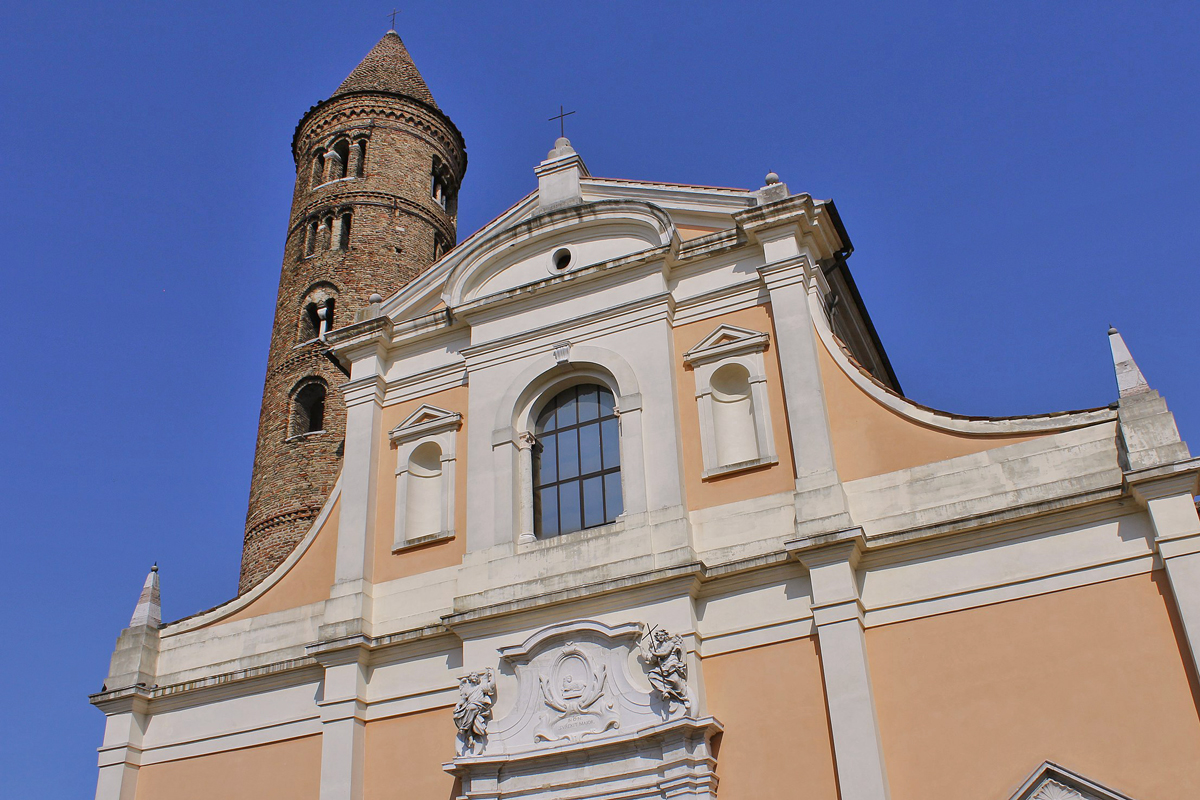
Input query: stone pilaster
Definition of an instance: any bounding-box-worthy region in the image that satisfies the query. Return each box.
[791,535,891,800]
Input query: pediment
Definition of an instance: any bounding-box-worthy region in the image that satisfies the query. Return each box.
[388,404,462,444]
[683,324,770,366]
[1008,762,1137,800]
[441,200,676,308]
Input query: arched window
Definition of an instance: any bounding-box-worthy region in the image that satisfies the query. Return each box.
[404,442,443,540]
[311,151,325,188]
[304,219,318,257]
[291,381,326,437]
[298,284,337,342]
[353,138,367,177]
[431,156,454,211]
[533,384,622,538]
[335,210,352,250]
[331,139,350,181]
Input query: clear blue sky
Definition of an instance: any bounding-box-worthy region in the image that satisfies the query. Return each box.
[2,1,1196,796]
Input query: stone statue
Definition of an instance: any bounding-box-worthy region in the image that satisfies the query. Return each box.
[640,627,691,711]
[453,668,496,754]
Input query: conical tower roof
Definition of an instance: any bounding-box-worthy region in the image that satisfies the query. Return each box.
[330,31,438,108]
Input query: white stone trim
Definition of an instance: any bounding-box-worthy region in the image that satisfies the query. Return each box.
[389,405,461,551]
[795,539,892,800]
[487,345,648,549]
[684,324,778,478]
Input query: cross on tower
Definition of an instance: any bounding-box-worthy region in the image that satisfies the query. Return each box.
[387,8,400,30]
[549,105,576,139]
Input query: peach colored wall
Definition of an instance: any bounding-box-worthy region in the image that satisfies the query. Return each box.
[224,499,340,624]
[674,305,796,511]
[676,224,723,241]
[372,386,468,584]
[364,707,459,799]
[818,336,1045,482]
[868,572,1200,800]
[134,735,321,800]
[702,637,840,800]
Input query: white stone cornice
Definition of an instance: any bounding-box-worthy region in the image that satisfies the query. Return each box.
[755,254,813,290]
[735,194,845,264]
[1124,458,1200,504]
[461,291,672,372]
[341,374,386,407]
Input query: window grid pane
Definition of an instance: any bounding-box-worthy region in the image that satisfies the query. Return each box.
[532,384,622,539]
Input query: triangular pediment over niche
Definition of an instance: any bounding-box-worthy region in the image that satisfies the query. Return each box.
[389,404,462,444]
[683,324,770,366]
[1007,762,1138,800]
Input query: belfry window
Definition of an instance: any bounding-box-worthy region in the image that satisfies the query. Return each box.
[298,285,338,342]
[353,139,367,177]
[331,139,350,181]
[532,384,622,538]
[304,219,318,257]
[291,381,326,437]
[431,156,454,211]
[334,210,352,250]
[311,151,325,188]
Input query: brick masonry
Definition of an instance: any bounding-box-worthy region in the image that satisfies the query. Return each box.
[239,38,467,593]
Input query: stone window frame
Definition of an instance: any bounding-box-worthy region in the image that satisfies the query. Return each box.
[389,404,462,552]
[491,344,649,551]
[683,324,778,479]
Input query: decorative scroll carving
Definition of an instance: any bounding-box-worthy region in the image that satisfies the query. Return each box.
[453,668,496,755]
[639,626,691,711]
[445,620,723,800]
[534,642,619,742]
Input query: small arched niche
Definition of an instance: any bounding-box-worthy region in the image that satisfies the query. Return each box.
[404,442,444,540]
[710,363,758,466]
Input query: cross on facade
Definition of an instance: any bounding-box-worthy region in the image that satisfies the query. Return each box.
[549,105,576,138]
[387,8,400,30]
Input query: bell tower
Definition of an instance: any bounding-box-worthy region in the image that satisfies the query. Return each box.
[240,31,467,592]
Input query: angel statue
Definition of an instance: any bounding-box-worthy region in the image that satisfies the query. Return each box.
[453,668,496,755]
[640,627,691,711]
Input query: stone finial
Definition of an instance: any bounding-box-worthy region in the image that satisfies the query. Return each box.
[754,170,790,206]
[1107,327,1151,398]
[536,137,590,212]
[369,292,383,304]
[129,564,162,629]
[547,136,576,160]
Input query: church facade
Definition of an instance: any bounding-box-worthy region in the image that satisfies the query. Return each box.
[91,32,1200,800]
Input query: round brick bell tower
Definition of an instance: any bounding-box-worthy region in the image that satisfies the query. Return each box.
[240,31,466,592]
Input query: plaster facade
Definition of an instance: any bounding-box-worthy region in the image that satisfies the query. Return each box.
[92,31,1200,800]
